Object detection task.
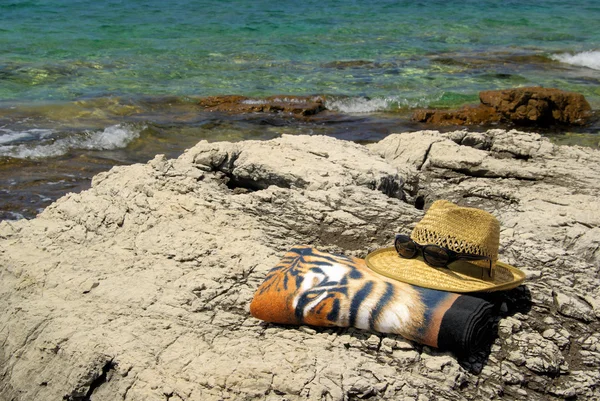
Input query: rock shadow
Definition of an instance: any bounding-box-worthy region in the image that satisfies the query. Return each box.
[457,285,532,373]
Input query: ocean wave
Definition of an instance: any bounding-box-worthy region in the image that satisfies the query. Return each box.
[241,99,267,105]
[551,50,600,70]
[0,128,54,145]
[325,96,431,113]
[0,124,143,159]
[2,211,25,221]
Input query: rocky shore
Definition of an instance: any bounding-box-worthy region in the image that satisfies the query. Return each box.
[1,129,599,400]
[412,87,592,127]
[189,87,595,130]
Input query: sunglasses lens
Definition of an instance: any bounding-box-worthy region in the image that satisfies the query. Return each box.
[395,235,417,258]
[423,246,450,267]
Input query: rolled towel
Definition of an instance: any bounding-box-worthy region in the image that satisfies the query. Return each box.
[250,246,494,356]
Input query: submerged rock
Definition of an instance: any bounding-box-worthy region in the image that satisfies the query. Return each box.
[197,95,327,116]
[413,87,592,127]
[1,130,599,400]
[412,104,501,126]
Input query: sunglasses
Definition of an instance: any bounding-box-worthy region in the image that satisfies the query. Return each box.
[394,234,494,279]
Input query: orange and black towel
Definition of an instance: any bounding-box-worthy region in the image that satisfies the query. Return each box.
[250,246,494,356]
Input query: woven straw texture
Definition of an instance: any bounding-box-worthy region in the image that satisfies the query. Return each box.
[365,247,525,293]
[411,200,499,263]
[365,200,525,292]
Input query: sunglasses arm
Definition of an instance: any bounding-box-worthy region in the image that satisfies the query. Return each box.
[453,253,494,279]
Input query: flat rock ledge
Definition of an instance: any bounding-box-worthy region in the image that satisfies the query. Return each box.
[1,130,600,401]
[197,95,327,116]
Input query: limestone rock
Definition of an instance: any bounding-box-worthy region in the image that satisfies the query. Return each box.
[1,130,600,400]
[369,128,600,398]
[507,332,567,374]
[549,371,600,399]
[553,291,595,323]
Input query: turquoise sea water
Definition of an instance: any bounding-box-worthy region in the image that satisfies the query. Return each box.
[1,0,600,219]
[2,0,600,104]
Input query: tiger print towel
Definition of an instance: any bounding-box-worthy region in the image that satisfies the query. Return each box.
[250,246,494,356]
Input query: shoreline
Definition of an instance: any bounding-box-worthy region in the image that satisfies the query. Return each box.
[1,92,599,221]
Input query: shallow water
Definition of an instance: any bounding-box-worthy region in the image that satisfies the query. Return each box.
[2,0,600,107]
[1,0,599,220]
[0,105,428,220]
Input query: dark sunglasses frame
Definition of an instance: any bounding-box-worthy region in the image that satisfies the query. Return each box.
[394,234,494,279]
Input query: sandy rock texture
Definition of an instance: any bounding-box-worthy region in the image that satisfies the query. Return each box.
[1,131,599,400]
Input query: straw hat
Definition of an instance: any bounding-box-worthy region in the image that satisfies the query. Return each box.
[365,200,525,293]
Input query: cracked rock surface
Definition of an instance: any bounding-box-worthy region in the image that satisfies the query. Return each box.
[1,131,599,400]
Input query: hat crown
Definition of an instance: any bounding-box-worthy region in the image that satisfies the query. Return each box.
[410,200,500,263]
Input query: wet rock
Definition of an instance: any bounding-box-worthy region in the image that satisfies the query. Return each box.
[479,87,592,126]
[412,104,500,126]
[197,95,326,116]
[322,60,376,69]
[412,87,592,127]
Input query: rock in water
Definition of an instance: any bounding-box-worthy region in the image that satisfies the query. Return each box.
[411,104,501,126]
[412,87,592,127]
[197,95,326,116]
[479,87,592,125]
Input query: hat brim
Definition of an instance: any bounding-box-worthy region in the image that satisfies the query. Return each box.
[365,247,526,293]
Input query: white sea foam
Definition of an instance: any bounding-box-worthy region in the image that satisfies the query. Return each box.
[0,128,54,145]
[551,50,600,70]
[325,96,431,113]
[0,131,31,145]
[241,99,267,105]
[3,211,25,221]
[0,124,142,159]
